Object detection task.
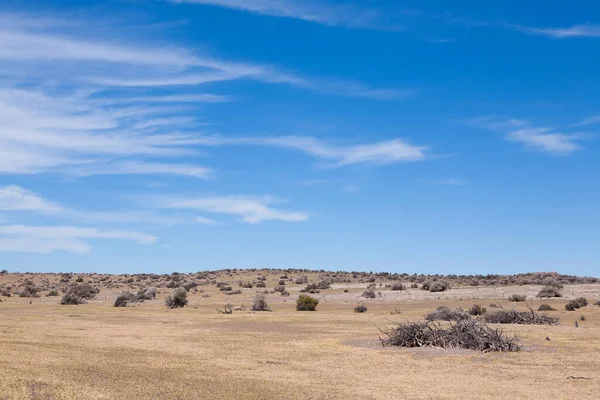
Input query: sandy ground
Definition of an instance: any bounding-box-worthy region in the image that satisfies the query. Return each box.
[0,276,599,399]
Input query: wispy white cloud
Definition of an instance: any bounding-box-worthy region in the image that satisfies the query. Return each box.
[574,116,600,126]
[464,117,587,155]
[0,185,65,213]
[161,195,308,223]
[0,225,157,254]
[245,136,428,166]
[169,0,392,30]
[196,216,221,225]
[519,24,600,38]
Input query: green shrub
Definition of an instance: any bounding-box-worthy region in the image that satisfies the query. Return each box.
[296,294,319,311]
[165,287,188,309]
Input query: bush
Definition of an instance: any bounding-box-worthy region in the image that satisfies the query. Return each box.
[281,290,290,296]
[468,304,487,316]
[165,287,188,309]
[537,286,562,298]
[60,293,85,305]
[274,285,286,293]
[565,297,588,311]
[278,280,285,286]
[300,283,321,294]
[252,293,271,311]
[114,292,136,307]
[226,289,242,295]
[354,303,368,313]
[380,319,520,352]
[425,280,450,292]
[46,290,59,297]
[410,283,418,289]
[362,288,376,299]
[66,283,99,300]
[425,306,470,322]
[296,294,319,311]
[391,282,405,291]
[508,294,526,302]
[484,309,559,325]
[255,280,266,288]
[580,314,586,321]
[182,282,198,291]
[537,304,556,311]
[137,286,157,300]
[595,300,600,306]
[19,286,39,298]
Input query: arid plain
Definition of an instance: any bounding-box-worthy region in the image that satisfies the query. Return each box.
[1,270,599,399]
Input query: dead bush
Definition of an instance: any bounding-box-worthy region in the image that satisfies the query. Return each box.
[380,319,521,352]
[484,309,559,325]
[426,306,470,322]
[165,287,188,309]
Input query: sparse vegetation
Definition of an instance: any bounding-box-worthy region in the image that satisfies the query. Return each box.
[296,294,319,311]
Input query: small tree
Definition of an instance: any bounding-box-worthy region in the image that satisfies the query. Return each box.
[296,294,319,311]
[165,287,188,309]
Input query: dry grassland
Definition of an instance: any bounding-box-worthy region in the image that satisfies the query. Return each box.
[0,271,599,399]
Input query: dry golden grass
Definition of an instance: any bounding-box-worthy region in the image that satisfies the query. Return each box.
[1,272,599,399]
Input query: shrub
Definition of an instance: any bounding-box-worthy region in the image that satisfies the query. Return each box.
[595,300,600,306]
[300,283,320,294]
[252,293,271,311]
[255,280,266,288]
[114,292,136,307]
[380,319,520,352]
[573,297,588,307]
[537,286,562,298]
[425,306,470,322]
[362,288,376,299]
[19,286,39,298]
[354,303,368,313]
[278,280,285,286]
[182,282,198,291]
[391,282,405,291]
[580,314,586,321]
[66,283,99,300]
[47,290,59,297]
[428,280,450,292]
[469,304,487,316]
[537,304,556,311]
[241,281,254,289]
[226,289,242,295]
[60,293,85,305]
[295,276,308,285]
[165,287,188,309]
[484,309,559,325]
[281,290,290,296]
[296,294,319,311]
[410,283,418,289]
[274,285,286,293]
[137,286,157,300]
[508,294,526,302]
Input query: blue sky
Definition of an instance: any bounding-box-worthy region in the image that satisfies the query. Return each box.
[0,0,599,275]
